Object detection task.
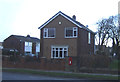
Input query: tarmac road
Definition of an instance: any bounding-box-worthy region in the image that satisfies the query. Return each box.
[2,72,81,80]
[2,72,116,82]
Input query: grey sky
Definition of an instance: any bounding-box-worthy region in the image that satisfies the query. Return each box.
[0,0,119,46]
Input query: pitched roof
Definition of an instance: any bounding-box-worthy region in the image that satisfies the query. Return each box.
[10,35,40,43]
[38,11,94,33]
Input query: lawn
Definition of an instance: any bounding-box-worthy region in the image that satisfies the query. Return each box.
[109,59,120,70]
[2,68,119,80]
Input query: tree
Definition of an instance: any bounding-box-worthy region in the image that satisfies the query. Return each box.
[96,15,119,57]
[96,18,111,54]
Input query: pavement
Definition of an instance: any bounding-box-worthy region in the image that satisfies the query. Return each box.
[2,72,82,80]
[3,67,119,77]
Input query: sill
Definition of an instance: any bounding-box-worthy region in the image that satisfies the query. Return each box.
[43,37,55,39]
[65,36,77,38]
[51,57,64,59]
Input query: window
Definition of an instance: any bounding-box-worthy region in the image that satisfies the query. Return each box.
[24,42,32,52]
[88,32,91,44]
[36,43,40,52]
[44,28,55,38]
[65,27,77,38]
[25,42,32,46]
[51,46,68,59]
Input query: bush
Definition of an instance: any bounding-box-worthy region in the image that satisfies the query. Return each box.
[24,55,34,62]
[78,55,110,68]
[9,55,20,62]
[2,48,19,55]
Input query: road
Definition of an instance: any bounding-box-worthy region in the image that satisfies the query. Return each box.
[2,72,116,82]
[2,72,81,80]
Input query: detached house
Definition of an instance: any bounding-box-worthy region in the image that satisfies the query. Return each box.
[0,42,3,55]
[3,35,40,56]
[39,11,95,59]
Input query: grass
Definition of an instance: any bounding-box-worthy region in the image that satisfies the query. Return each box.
[109,59,120,70]
[2,68,119,80]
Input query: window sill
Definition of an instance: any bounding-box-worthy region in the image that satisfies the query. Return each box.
[51,57,64,59]
[65,36,77,38]
[43,37,55,39]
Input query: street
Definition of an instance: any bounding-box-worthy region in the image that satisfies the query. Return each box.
[2,72,81,80]
[2,72,117,82]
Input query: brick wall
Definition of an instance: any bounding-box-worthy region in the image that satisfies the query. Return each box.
[2,55,118,74]
[2,56,65,71]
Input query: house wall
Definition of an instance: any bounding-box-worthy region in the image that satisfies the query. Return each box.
[3,36,21,53]
[40,14,95,59]
[40,15,78,59]
[3,36,38,55]
[77,28,94,56]
[0,42,3,55]
[32,43,36,54]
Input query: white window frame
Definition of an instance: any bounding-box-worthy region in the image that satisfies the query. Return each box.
[65,27,77,38]
[24,42,32,52]
[51,46,68,59]
[43,28,55,38]
[88,32,91,44]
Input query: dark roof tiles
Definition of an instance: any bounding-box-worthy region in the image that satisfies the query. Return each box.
[38,11,94,33]
[11,35,40,42]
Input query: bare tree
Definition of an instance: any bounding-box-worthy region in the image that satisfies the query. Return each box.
[96,18,111,54]
[96,15,119,57]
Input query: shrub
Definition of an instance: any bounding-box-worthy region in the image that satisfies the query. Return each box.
[24,55,34,62]
[78,55,110,68]
[9,55,20,62]
[2,48,19,55]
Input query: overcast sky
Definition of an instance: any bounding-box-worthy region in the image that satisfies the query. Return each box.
[0,0,119,46]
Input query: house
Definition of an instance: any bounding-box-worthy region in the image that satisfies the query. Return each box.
[0,42,3,55]
[38,11,95,59]
[3,35,40,56]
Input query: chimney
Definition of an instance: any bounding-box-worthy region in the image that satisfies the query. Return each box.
[72,15,76,20]
[27,35,30,37]
[86,25,88,28]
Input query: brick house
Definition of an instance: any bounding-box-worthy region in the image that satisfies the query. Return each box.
[39,11,95,59]
[0,42,3,55]
[3,35,40,56]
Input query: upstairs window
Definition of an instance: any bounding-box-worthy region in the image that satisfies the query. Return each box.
[88,32,91,44]
[25,42,32,47]
[44,28,55,38]
[25,42,32,52]
[65,27,77,38]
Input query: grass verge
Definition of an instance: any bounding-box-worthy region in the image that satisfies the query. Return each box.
[2,68,119,80]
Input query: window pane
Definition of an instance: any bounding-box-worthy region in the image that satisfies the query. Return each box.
[60,51,62,58]
[64,51,67,57]
[56,51,58,57]
[88,32,91,44]
[60,48,63,50]
[48,28,55,37]
[29,42,32,46]
[74,31,76,36]
[64,48,67,50]
[44,32,47,37]
[25,42,28,46]
[53,51,55,57]
[66,28,73,37]
[56,48,58,50]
